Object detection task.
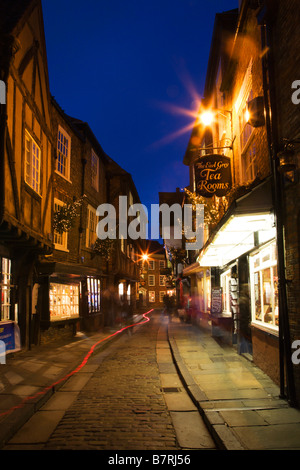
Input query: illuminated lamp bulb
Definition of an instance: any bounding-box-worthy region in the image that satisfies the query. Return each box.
[199,111,214,127]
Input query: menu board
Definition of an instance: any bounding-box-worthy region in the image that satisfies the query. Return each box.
[211,287,222,315]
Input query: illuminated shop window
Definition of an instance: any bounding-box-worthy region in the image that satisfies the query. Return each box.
[118,282,124,298]
[250,241,278,330]
[87,277,101,314]
[220,269,231,314]
[49,283,79,321]
[1,258,11,321]
[127,284,131,304]
[149,291,155,302]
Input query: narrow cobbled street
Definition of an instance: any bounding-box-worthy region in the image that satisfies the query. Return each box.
[3,312,215,451]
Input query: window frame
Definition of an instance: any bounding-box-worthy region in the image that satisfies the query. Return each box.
[220,269,231,314]
[91,149,100,191]
[49,282,80,321]
[56,126,71,181]
[148,260,155,270]
[250,240,278,332]
[25,130,41,194]
[87,277,101,314]
[53,198,69,251]
[148,274,155,287]
[159,260,166,270]
[1,257,12,321]
[86,204,98,248]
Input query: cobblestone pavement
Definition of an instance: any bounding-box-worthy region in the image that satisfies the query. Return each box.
[44,316,178,450]
[5,313,186,451]
[46,319,178,450]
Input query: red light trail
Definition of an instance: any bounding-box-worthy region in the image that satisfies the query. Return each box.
[0,310,153,419]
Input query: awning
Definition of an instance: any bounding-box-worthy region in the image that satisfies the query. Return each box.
[197,178,275,268]
[182,261,202,276]
[38,261,104,278]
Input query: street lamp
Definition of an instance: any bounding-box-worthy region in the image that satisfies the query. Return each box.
[196,107,233,151]
[199,110,214,127]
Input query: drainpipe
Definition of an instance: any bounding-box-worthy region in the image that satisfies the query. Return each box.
[257,3,296,407]
[78,156,87,263]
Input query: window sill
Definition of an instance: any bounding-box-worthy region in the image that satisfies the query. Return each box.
[55,170,72,184]
[50,317,79,325]
[24,182,42,200]
[251,321,279,337]
[54,245,69,252]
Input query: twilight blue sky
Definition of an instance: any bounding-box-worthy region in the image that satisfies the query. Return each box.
[42,0,238,214]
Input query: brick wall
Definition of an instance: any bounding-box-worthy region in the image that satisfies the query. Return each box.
[229,7,271,186]
[272,0,300,403]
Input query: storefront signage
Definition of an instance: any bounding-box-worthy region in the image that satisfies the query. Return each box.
[194,154,232,197]
[0,321,21,353]
[211,287,223,315]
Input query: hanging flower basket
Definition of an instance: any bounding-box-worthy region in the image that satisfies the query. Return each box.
[53,196,85,234]
[168,247,187,264]
[93,238,115,261]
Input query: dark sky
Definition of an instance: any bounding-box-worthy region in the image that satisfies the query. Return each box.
[42,0,238,216]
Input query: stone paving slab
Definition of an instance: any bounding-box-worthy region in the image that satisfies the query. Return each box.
[163,390,197,411]
[170,411,216,449]
[168,321,300,451]
[8,410,65,444]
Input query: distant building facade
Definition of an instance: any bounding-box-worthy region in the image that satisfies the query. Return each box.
[140,240,169,309]
[0,0,145,351]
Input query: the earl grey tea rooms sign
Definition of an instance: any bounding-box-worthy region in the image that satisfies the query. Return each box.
[194,154,232,198]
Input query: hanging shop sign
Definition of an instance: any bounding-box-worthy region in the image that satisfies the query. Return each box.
[194,154,232,197]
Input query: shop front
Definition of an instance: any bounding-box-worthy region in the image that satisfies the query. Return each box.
[182,263,211,327]
[197,179,280,381]
[0,256,21,355]
[0,257,21,354]
[37,262,104,342]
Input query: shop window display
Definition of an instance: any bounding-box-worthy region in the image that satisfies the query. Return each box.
[220,269,231,314]
[50,283,79,321]
[250,241,278,330]
[1,258,11,321]
[87,277,101,314]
